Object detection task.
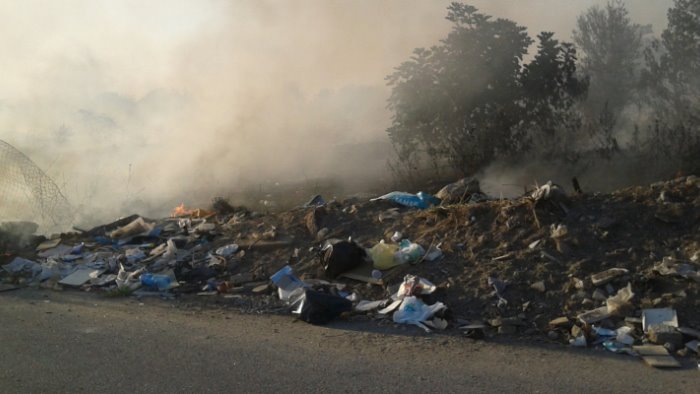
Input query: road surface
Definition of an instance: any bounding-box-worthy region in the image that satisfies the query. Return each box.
[0,289,697,393]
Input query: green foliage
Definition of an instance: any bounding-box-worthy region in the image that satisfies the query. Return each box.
[386,3,587,176]
[641,0,700,171]
[573,1,648,115]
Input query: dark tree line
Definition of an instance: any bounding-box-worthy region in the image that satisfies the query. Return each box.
[387,1,700,181]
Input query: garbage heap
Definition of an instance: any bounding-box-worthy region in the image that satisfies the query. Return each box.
[1,175,699,368]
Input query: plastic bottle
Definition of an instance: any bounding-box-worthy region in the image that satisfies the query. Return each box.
[269,265,306,303]
[141,273,173,291]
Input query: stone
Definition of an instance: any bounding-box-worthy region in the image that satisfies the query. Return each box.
[530,281,546,293]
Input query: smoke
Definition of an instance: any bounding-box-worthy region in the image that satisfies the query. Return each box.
[0,1,674,228]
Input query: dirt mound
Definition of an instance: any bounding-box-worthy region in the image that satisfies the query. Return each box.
[2,175,699,349]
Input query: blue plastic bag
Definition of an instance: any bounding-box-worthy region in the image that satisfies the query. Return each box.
[371,191,440,209]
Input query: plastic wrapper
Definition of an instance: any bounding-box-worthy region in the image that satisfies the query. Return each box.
[393,296,446,332]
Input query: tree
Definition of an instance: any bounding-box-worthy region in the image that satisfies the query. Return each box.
[386,3,587,176]
[642,0,700,171]
[658,0,700,108]
[573,1,648,116]
[521,33,588,161]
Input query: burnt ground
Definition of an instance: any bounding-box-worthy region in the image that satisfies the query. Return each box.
[1,175,700,352]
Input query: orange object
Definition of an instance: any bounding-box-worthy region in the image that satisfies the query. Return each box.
[170,203,215,219]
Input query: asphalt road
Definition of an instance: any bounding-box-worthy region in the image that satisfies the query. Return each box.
[0,289,697,393]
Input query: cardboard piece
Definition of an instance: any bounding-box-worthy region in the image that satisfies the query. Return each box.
[35,238,61,252]
[59,269,104,287]
[642,308,678,332]
[633,345,681,368]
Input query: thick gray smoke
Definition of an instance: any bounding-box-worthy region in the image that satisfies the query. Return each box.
[0,1,672,228]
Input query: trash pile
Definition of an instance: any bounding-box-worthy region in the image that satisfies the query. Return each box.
[1,175,699,368]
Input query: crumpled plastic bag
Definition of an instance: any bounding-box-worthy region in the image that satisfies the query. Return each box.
[606,283,634,316]
[298,289,353,325]
[2,257,42,277]
[654,257,700,282]
[370,191,440,209]
[109,217,155,239]
[393,296,446,332]
[396,275,436,299]
[116,263,143,290]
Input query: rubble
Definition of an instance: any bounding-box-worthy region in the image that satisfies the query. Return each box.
[1,176,699,369]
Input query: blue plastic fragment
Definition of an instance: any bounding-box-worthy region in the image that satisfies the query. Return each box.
[371,191,441,209]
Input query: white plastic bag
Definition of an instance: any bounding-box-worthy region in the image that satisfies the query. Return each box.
[393,296,446,331]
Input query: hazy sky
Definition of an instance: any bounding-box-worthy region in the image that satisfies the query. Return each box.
[0,0,675,224]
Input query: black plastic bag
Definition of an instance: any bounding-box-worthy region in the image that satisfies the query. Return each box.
[299,289,352,325]
[320,240,366,278]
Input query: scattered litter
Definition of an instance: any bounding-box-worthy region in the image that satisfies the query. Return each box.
[35,238,61,252]
[488,276,508,307]
[368,241,400,269]
[531,181,567,202]
[59,269,105,287]
[355,299,387,312]
[395,239,425,264]
[116,264,143,291]
[378,299,402,315]
[423,243,444,262]
[570,335,587,347]
[378,208,401,222]
[270,265,306,305]
[686,340,699,353]
[435,178,481,204]
[215,244,239,257]
[320,240,367,279]
[653,257,700,282]
[393,296,446,332]
[590,268,628,286]
[109,217,154,239]
[304,194,326,207]
[1,174,699,365]
[603,340,636,356]
[2,257,41,275]
[578,306,610,324]
[141,272,177,291]
[605,283,634,316]
[297,288,352,325]
[125,248,146,263]
[633,345,681,368]
[396,275,437,298]
[371,191,440,209]
[642,308,679,332]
